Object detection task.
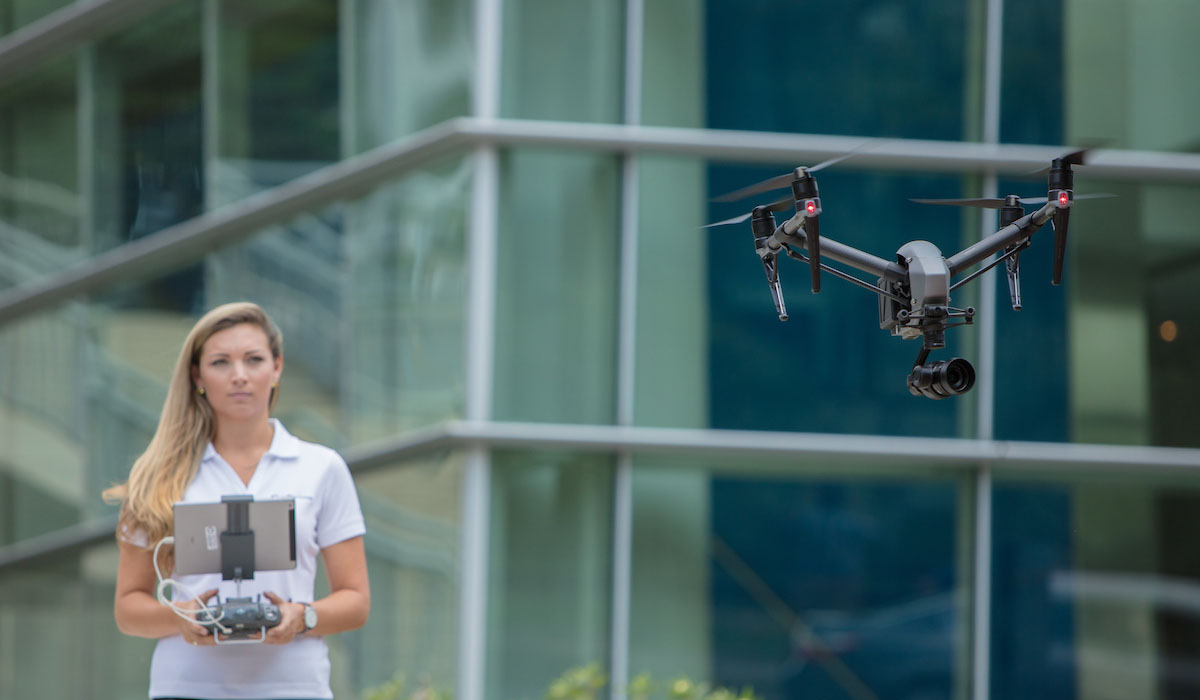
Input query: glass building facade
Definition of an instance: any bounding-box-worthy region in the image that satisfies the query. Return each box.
[2,1,1200,699]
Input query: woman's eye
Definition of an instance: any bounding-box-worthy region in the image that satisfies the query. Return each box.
[211,359,227,366]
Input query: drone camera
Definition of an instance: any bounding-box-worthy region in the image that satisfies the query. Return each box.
[907,358,976,400]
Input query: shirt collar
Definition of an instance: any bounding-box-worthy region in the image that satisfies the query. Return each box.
[201,418,301,463]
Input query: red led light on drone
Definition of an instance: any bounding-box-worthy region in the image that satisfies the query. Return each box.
[1058,192,1069,206]
[806,201,817,214]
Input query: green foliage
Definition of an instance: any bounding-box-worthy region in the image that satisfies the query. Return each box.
[545,662,607,700]
[361,664,758,700]
[542,664,760,700]
[363,672,451,700]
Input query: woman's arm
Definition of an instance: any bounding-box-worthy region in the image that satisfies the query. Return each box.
[264,535,370,643]
[114,539,218,642]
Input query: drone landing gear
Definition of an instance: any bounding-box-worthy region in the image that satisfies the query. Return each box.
[907,348,976,399]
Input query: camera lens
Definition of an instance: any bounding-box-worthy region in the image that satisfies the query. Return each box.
[907,358,975,399]
[939,358,975,394]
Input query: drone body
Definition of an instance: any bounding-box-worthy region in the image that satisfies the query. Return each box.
[709,151,1109,399]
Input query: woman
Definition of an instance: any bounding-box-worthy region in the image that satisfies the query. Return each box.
[105,302,369,700]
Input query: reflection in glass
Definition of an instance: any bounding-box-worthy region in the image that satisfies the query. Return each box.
[0,0,74,37]
[0,542,156,699]
[500,0,623,123]
[91,1,206,314]
[0,58,80,290]
[631,462,969,700]
[0,304,89,541]
[994,473,1200,699]
[493,150,620,425]
[1000,0,1064,146]
[208,0,340,205]
[347,0,472,152]
[994,178,1200,447]
[487,451,614,700]
[328,452,464,698]
[634,156,708,428]
[1064,0,1200,152]
[704,1,970,140]
[346,158,471,443]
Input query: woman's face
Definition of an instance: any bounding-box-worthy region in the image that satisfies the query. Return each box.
[192,323,282,425]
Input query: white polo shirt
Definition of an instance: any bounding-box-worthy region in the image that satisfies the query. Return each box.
[147,419,365,700]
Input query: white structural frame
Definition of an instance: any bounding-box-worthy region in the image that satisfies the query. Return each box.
[971,1,1005,698]
[460,0,503,698]
[610,0,644,697]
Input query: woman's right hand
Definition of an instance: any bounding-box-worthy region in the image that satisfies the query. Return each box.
[173,588,220,646]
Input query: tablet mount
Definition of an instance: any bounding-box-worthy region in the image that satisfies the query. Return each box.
[194,495,283,644]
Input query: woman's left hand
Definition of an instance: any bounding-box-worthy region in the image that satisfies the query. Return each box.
[262,592,305,644]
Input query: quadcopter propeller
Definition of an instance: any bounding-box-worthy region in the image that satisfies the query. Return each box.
[712,151,859,203]
[1044,149,1094,285]
[1025,148,1089,177]
[702,195,792,228]
[911,192,1115,209]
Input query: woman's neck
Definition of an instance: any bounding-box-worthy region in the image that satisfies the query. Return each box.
[213,417,275,457]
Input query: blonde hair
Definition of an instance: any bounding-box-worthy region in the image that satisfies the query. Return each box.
[103,302,284,553]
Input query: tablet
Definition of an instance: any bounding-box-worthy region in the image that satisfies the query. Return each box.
[173,498,297,577]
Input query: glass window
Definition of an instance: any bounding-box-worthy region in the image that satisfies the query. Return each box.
[500,0,623,123]
[1000,0,1064,145]
[346,0,472,151]
[993,470,1200,699]
[487,450,614,700]
[328,452,464,699]
[0,541,157,699]
[0,0,75,37]
[1064,0,1200,152]
[706,165,978,436]
[0,303,90,542]
[493,149,621,425]
[87,1,205,311]
[0,57,80,291]
[698,1,973,140]
[634,156,708,428]
[631,458,972,700]
[208,0,341,205]
[993,177,1200,447]
[1005,0,1200,151]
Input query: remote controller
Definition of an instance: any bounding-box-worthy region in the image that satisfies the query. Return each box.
[197,593,282,640]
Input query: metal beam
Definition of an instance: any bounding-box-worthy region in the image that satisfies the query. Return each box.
[5,419,1200,573]
[0,118,470,326]
[462,119,1200,182]
[0,0,176,88]
[7,117,1200,330]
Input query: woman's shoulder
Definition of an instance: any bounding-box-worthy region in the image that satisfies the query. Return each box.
[273,420,348,470]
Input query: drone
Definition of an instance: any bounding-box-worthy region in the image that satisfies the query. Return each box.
[706,150,1111,399]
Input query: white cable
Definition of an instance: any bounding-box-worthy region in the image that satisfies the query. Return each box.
[153,536,232,636]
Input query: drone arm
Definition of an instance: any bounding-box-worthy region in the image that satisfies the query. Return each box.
[776,215,904,281]
[946,203,1056,276]
[780,243,907,303]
